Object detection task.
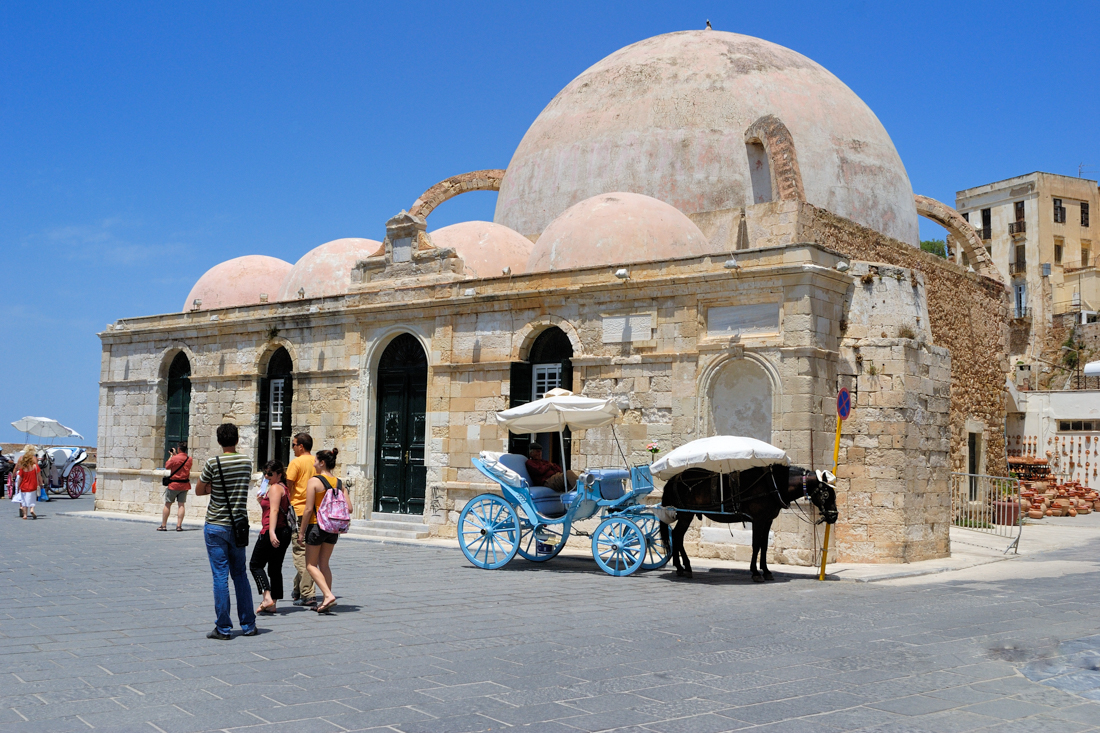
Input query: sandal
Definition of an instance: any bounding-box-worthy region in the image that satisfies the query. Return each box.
[156,526,167,531]
[175,526,184,532]
[314,598,337,614]
[256,604,277,615]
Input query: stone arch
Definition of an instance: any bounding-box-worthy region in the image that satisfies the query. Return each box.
[696,352,782,440]
[512,316,583,362]
[156,344,197,381]
[408,169,506,219]
[256,338,299,375]
[914,194,1001,282]
[155,347,195,463]
[744,115,805,203]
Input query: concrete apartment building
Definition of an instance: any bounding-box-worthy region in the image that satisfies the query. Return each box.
[955,172,1100,361]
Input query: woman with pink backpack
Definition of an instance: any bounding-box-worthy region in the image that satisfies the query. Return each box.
[297,447,352,614]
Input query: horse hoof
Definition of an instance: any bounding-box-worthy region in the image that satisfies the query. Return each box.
[676,569,684,577]
[752,574,765,583]
[684,570,693,579]
[763,571,774,581]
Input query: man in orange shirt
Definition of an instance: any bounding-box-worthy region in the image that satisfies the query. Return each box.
[285,432,317,606]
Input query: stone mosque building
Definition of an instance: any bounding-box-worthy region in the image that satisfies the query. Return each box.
[97,30,1009,565]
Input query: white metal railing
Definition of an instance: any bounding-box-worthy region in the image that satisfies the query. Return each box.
[950,473,1021,553]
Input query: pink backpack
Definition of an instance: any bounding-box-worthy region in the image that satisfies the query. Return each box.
[316,476,351,534]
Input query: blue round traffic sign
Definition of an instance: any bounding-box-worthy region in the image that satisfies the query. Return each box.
[837,389,852,420]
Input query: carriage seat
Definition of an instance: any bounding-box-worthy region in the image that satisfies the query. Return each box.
[496,453,569,518]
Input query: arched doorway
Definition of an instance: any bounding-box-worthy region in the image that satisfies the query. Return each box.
[374,334,428,515]
[258,347,293,465]
[708,358,772,442]
[509,326,574,465]
[164,352,191,462]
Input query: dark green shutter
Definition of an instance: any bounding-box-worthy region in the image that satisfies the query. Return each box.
[278,376,293,465]
[164,354,191,462]
[257,376,270,465]
[508,361,533,456]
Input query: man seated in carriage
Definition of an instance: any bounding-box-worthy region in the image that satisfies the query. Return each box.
[525,444,578,493]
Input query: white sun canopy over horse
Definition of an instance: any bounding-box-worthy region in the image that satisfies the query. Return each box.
[650,435,789,480]
[10,416,84,443]
[492,388,621,470]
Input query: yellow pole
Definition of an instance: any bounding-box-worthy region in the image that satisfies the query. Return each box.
[819,415,842,580]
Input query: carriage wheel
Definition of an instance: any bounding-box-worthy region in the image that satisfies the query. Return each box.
[633,515,671,570]
[458,494,520,570]
[516,515,570,562]
[591,516,645,576]
[66,466,87,498]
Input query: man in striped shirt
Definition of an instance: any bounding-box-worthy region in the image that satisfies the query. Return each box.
[195,423,256,640]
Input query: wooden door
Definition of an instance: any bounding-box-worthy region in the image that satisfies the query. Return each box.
[374,335,427,514]
[164,353,191,462]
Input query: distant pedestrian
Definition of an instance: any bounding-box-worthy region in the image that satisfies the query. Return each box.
[194,423,256,640]
[250,460,291,615]
[11,446,41,520]
[285,432,317,607]
[299,447,352,614]
[158,442,192,532]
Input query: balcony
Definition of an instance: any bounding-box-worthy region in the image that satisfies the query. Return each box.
[1009,221,1026,236]
[1009,261,1026,276]
[1013,307,1032,320]
[978,226,992,240]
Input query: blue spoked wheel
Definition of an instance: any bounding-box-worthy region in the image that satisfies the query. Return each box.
[633,515,671,570]
[516,513,570,562]
[458,494,520,569]
[591,516,645,576]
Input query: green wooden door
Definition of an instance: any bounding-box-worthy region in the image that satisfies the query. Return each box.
[164,353,191,462]
[374,335,427,515]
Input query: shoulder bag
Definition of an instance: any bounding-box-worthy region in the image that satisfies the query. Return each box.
[162,455,190,487]
[215,456,250,547]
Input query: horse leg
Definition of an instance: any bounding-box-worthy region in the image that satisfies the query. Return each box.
[673,515,694,578]
[750,539,763,583]
[661,522,681,575]
[756,518,774,581]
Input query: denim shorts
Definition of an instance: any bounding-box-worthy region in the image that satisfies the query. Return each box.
[305,524,339,546]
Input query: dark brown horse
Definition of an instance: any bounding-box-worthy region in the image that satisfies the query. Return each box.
[659,465,837,581]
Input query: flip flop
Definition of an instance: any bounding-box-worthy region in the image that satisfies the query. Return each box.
[256,606,277,615]
[156,526,167,531]
[314,599,337,614]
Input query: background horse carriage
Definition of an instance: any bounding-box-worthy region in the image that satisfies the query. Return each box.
[7,416,90,499]
[652,436,838,581]
[463,389,670,576]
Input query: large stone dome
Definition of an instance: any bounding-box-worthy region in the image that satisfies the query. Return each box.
[527,192,713,272]
[277,238,382,302]
[183,255,293,312]
[494,30,919,245]
[428,221,532,278]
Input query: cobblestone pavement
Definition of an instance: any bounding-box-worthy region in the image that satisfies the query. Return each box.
[5,496,1100,733]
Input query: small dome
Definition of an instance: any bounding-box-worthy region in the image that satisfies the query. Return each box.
[184,255,293,312]
[429,221,533,278]
[277,238,381,302]
[527,192,713,272]
[495,31,919,245]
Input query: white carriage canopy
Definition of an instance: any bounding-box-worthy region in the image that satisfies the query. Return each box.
[650,436,789,481]
[10,416,83,441]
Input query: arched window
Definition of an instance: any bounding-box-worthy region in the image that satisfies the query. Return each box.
[509,326,574,464]
[708,358,773,442]
[258,347,293,465]
[164,353,191,461]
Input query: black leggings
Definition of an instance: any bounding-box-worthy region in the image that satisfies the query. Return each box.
[249,526,291,599]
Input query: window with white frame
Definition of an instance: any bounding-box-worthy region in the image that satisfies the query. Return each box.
[532,364,562,400]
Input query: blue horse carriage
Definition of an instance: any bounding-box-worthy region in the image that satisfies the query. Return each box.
[460,390,670,576]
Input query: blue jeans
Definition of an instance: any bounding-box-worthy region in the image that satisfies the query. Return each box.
[204,524,256,635]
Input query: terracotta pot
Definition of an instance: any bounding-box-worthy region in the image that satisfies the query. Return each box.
[1021,499,1032,512]
[1069,508,1078,517]
[1080,507,1091,515]
[1045,508,1055,516]
[1028,509,1045,519]
[993,501,1021,526]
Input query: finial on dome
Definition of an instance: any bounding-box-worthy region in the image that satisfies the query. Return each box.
[705,20,712,30]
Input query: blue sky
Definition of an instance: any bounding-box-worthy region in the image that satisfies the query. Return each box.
[1,1,1097,446]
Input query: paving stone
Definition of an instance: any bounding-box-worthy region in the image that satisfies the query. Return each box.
[7,503,1100,733]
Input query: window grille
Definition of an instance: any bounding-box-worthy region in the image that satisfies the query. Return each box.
[1054,198,1067,224]
[1083,202,1091,228]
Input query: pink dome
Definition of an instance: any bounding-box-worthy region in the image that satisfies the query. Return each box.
[496,31,919,245]
[183,255,293,312]
[429,221,533,278]
[277,238,382,301]
[527,192,713,272]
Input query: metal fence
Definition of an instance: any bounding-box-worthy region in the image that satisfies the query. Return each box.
[949,473,1021,553]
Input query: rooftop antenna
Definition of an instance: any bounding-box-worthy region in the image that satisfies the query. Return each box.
[1079,162,1094,178]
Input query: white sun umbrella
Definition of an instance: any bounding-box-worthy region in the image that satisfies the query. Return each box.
[492,388,620,470]
[650,435,789,481]
[1084,360,1100,377]
[11,416,83,444]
